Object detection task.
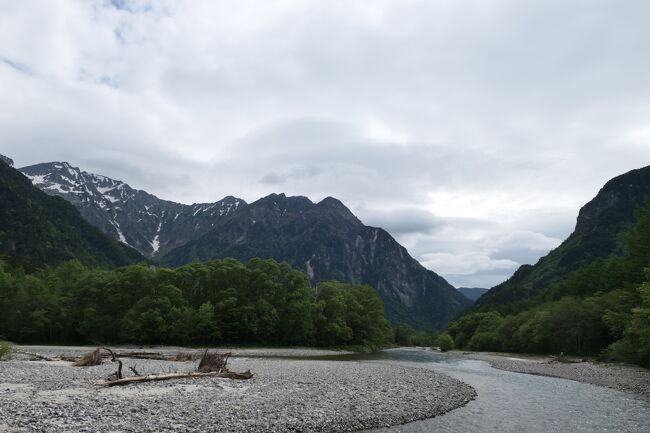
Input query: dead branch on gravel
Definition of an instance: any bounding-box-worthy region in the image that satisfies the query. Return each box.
[103,347,123,380]
[198,350,231,372]
[98,369,254,387]
[113,351,169,360]
[95,349,252,387]
[16,351,54,361]
[73,348,102,366]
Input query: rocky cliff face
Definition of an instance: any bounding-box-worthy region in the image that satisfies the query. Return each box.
[477,165,650,308]
[19,162,245,257]
[162,193,471,329]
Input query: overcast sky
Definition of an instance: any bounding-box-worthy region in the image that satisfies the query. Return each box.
[1,0,649,287]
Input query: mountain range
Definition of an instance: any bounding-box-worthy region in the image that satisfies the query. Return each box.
[4,154,650,330]
[15,159,471,329]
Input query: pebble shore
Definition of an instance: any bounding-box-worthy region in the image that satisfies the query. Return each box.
[0,346,476,433]
[462,352,650,399]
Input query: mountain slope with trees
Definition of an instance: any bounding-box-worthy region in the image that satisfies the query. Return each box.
[0,157,144,269]
[446,166,650,367]
[162,193,471,329]
[476,165,650,309]
[18,158,471,331]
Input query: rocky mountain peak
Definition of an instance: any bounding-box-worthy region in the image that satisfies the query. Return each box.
[574,165,650,236]
[316,196,362,224]
[19,161,247,257]
[0,155,14,167]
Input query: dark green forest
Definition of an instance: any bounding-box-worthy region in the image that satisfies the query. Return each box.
[446,200,650,367]
[0,257,392,349]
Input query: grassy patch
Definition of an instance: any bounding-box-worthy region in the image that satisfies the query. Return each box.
[0,342,15,361]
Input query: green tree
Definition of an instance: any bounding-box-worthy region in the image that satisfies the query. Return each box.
[438,333,454,352]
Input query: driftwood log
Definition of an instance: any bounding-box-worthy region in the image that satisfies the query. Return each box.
[16,351,54,361]
[95,349,253,387]
[97,369,254,387]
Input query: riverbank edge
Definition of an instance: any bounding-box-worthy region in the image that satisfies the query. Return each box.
[1,345,478,433]
[455,350,650,399]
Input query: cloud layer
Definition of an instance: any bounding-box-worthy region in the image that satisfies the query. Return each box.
[1,0,649,287]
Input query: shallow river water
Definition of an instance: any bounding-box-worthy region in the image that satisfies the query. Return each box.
[352,349,650,433]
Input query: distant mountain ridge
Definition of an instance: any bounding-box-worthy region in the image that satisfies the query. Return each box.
[476,164,650,308]
[162,192,471,329]
[20,162,245,257]
[18,160,470,329]
[0,156,143,268]
[457,287,488,302]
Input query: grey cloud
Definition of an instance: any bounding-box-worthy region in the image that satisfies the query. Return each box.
[2,0,650,288]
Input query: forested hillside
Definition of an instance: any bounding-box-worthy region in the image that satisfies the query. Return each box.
[477,165,650,308]
[0,257,392,349]
[447,200,650,366]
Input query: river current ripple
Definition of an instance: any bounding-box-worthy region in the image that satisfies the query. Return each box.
[363,349,650,433]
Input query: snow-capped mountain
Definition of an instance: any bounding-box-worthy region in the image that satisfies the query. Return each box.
[20,162,245,257]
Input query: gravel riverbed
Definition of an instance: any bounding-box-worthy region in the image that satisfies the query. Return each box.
[461,352,650,399]
[0,346,476,433]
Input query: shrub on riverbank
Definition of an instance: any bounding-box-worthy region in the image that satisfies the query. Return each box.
[438,334,454,352]
[0,342,14,361]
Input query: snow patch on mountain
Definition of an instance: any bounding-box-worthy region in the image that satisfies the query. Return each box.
[19,161,247,258]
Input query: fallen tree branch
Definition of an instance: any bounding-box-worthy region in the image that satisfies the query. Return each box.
[97,369,254,387]
[102,347,118,362]
[16,351,54,361]
[61,351,198,363]
[103,347,122,380]
[92,348,253,386]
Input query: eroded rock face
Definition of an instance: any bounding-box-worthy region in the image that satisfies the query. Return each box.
[19,161,245,257]
[163,193,471,329]
[477,164,650,308]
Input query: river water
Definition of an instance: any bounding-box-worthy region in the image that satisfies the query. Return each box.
[347,349,650,433]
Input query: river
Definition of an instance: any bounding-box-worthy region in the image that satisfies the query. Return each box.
[337,349,650,433]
